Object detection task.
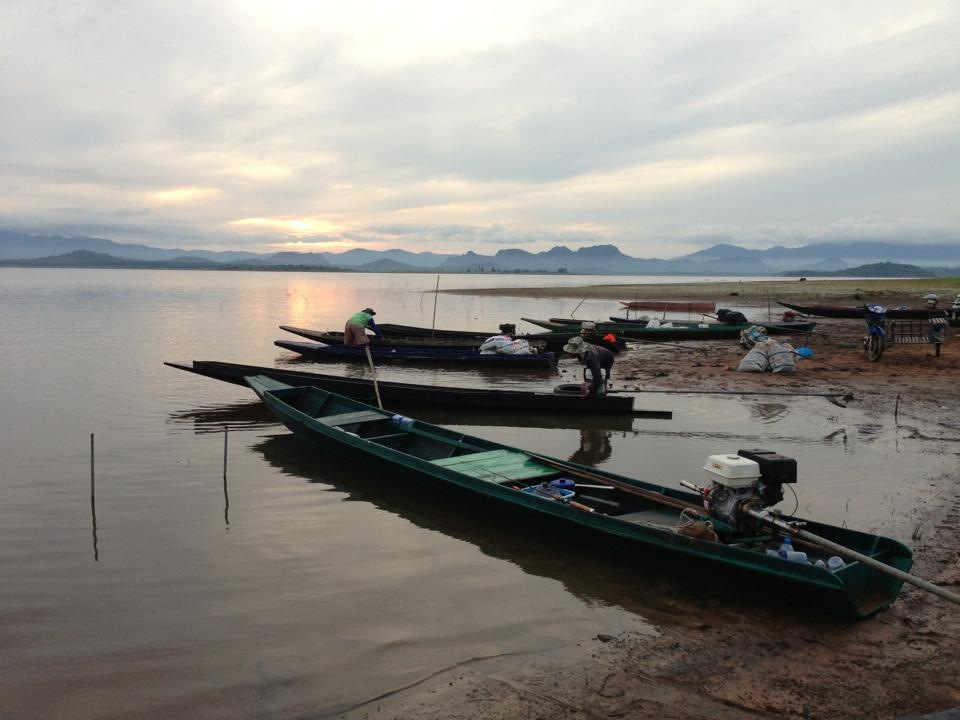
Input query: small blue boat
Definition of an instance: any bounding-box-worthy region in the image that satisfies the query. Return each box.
[275,340,559,368]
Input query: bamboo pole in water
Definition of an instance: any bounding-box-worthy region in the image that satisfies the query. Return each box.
[90,433,99,562]
[431,275,440,338]
[364,345,383,409]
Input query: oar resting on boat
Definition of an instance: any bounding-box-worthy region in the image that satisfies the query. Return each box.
[243,375,951,618]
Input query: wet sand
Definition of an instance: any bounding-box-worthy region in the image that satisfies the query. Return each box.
[359,284,960,720]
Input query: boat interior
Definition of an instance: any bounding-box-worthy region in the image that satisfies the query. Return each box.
[275,385,853,562]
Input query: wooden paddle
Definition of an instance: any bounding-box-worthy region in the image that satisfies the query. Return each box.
[524,451,704,516]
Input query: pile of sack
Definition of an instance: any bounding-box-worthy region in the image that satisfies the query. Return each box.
[737,338,797,373]
[479,336,533,355]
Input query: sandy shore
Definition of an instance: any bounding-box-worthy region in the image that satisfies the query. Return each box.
[356,282,960,720]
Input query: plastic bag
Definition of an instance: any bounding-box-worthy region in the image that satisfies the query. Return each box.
[479,335,512,354]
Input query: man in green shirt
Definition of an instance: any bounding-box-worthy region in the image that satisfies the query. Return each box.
[344,308,383,346]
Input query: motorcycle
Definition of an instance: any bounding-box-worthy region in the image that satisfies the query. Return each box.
[864,305,887,361]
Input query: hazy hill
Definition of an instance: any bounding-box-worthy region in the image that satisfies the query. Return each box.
[0,230,259,263]
[246,251,330,266]
[0,249,220,268]
[322,248,448,268]
[3,228,960,275]
[785,261,935,278]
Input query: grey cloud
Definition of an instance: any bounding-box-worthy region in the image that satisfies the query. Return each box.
[2,1,959,253]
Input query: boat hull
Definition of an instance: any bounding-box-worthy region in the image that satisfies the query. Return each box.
[523,317,816,340]
[620,300,716,313]
[371,323,626,353]
[275,340,559,368]
[777,301,945,320]
[165,360,655,414]
[247,377,913,619]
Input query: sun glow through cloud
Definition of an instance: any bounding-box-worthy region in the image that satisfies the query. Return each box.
[230,217,343,236]
[150,187,221,204]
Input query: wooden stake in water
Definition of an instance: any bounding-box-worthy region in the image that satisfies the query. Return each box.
[364,344,383,409]
[90,432,99,562]
[431,274,440,338]
[223,426,230,528]
[570,291,590,318]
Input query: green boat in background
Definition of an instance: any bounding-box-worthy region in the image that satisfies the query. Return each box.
[246,375,914,619]
[522,317,816,340]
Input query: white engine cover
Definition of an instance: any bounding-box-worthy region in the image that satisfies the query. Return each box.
[703,454,761,488]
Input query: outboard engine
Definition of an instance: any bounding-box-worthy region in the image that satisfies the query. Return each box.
[699,449,797,535]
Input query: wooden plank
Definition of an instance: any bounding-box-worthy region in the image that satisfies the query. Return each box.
[318,410,387,426]
[431,449,556,482]
[431,449,516,467]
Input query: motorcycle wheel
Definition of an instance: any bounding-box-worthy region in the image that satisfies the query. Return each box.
[865,334,884,361]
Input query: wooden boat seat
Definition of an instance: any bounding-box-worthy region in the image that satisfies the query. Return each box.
[616,508,679,524]
[430,449,556,482]
[318,410,387,426]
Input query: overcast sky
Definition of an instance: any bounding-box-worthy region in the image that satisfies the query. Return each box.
[2,1,959,256]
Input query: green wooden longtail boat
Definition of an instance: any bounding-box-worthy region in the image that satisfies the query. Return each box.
[521,317,816,339]
[246,375,911,618]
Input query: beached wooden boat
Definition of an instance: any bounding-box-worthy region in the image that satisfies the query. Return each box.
[165,360,668,415]
[280,325,546,351]
[376,323,490,339]
[777,301,943,320]
[550,317,650,327]
[329,323,627,353]
[620,300,716,313]
[523,317,816,340]
[275,340,559,368]
[246,376,913,618]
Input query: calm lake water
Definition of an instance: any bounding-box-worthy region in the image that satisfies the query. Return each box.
[0,268,952,719]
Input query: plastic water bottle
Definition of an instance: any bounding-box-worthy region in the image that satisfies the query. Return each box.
[391,414,414,429]
[827,556,844,572]
[784,550,808,563]
[778,537,794,558]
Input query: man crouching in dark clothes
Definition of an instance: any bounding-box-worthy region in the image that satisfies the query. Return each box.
[563,335,614,396]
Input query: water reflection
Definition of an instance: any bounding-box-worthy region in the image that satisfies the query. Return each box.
[251,435,828,626]
[167,401,276,433]
[568,428,613,466]
[746,401,789,424]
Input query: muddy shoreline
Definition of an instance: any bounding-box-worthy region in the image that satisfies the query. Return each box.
[356,284,960,720]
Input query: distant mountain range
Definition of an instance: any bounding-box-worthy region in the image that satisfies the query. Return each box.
[2,229,960,275]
